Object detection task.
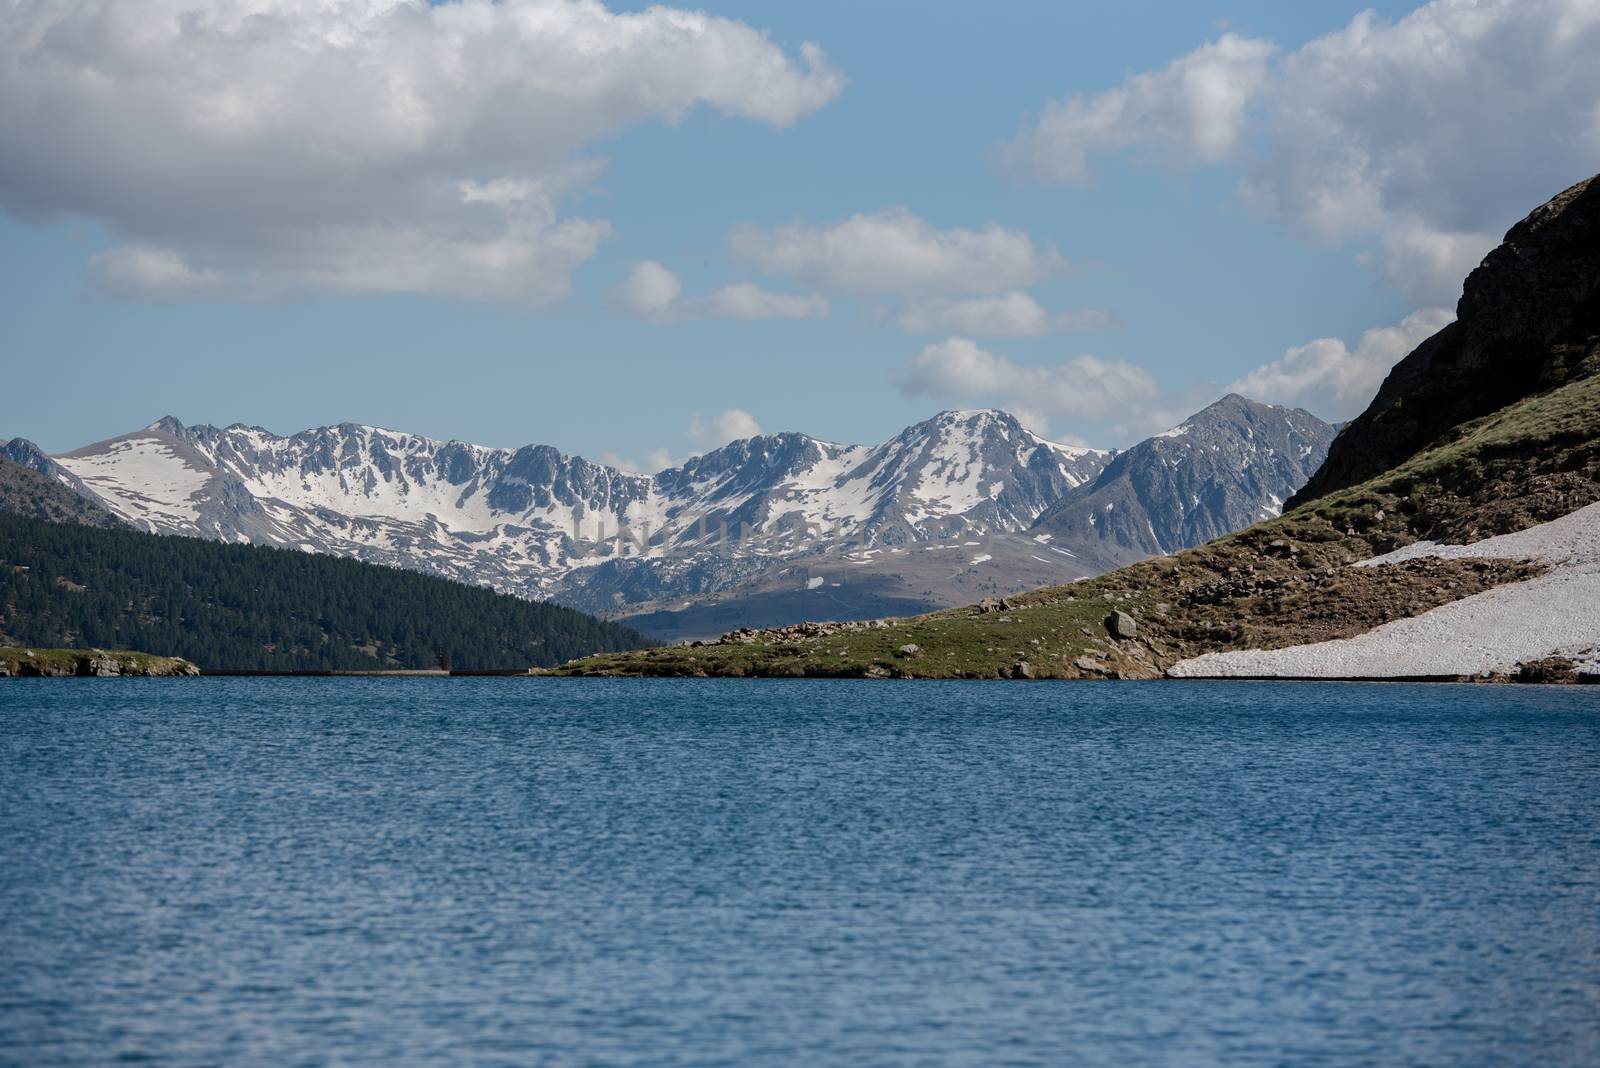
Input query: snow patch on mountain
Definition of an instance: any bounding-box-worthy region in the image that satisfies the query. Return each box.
[57,435,210,527]
[1170,502,1600,678]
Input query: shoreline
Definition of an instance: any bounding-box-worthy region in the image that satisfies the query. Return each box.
[8,671,1588,684]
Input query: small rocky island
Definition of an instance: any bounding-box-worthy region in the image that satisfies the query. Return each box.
[0,648,199,677]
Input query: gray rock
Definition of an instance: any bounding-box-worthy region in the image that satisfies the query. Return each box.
[1012,660,1034,679]
[895,643,921,658]
[1105,610,1138,639]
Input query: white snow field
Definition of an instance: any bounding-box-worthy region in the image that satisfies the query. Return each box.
[1169,501,1600,679]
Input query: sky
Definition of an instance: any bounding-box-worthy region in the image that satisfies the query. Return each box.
[3,0,1599,468]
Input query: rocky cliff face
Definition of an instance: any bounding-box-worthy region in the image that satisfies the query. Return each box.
[1029,395,1336,571]
[1293,172,1600,506]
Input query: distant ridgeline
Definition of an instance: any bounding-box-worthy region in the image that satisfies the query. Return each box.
[0,514,650,671]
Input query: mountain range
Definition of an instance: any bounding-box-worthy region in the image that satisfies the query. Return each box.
[5,396,1335,639]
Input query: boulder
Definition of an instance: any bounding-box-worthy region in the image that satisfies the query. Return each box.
[895,643,921,658]
[1104,610,1138,639]
[1011,660,1034,679]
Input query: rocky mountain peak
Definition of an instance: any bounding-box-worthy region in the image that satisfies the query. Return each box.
[1030,396,1336,571]
[1,436,56,474]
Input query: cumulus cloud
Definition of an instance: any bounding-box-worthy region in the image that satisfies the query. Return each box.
[618,260,683,321]
[600,447,684,475]
[896,291,1118,337]
[93,246,226,301]
[608,406,765,472]
[1007,0,1600,303]
[730,208,1061,296]
[700,283,829,321]
[0,0,843,303]
[1006,34,1276,184]
[896,337,1160,437]
[1230,308,1455,419]
[617,261,827,322]
[688,408,764,449]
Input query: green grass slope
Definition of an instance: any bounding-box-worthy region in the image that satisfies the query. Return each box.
[0,514,651,671]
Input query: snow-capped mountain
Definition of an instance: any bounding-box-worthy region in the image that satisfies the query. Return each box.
[10,400,1333,634]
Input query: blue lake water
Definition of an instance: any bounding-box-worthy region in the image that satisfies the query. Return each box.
[2,678,1597,1066]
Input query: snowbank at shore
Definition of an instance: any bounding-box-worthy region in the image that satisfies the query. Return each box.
[1168,502,1600,679]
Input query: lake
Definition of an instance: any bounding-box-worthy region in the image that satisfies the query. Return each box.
[2,679,1597,1066]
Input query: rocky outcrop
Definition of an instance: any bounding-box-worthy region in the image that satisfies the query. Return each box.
[1293,173,1600,505]
[0,648,200,677]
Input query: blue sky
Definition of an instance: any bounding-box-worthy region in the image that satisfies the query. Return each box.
[3,0,1596,465]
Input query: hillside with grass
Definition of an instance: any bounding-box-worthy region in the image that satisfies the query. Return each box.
[0,514,651,671]
[552,175,1600,681]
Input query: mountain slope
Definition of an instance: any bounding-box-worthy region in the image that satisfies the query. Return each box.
[1028,395,1334,571]
[554,173,1600,680]
[1294,173,1600,505]
[0,514,649,671]
[556,352,1594,680]
[0,455,123,529]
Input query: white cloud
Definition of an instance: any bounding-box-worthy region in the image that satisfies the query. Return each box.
[618,262,827,322]
[700,282,829,321]
[730,208,1061,296]
[896,337,1159,437]
[1006,34,1276,185]
[600,448,683,475]
[611,407,765,472]
[896,291,1118,337]
[688,408,764,449]
[1008,0,1600,303]
[93,246,225,300]
[618,260,683,321]
[0,0,843,303]
[1230,308,1455,419]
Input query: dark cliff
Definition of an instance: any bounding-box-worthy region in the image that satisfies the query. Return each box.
[1291,173,1600,506]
